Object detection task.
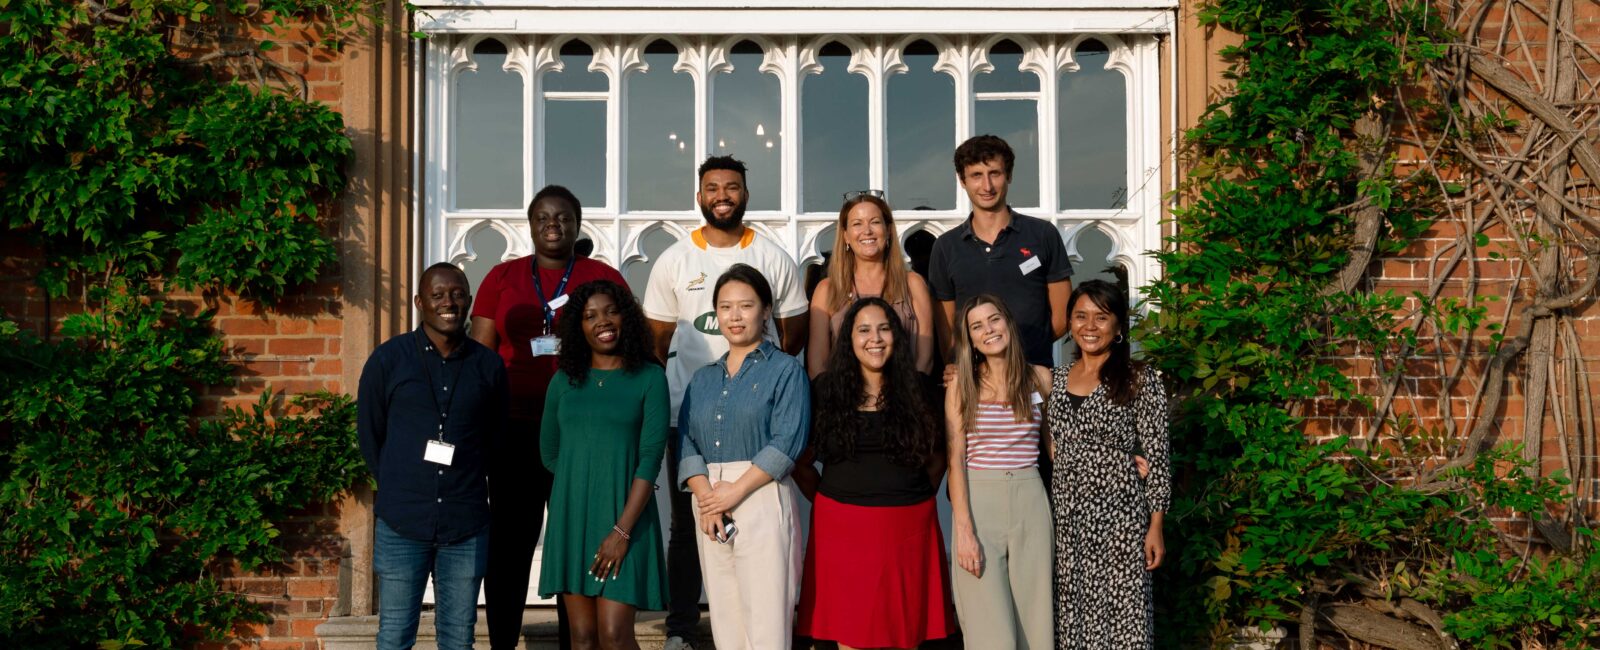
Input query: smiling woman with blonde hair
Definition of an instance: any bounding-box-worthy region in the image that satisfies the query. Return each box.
[944,293,1054,650]
[806,192,935,377]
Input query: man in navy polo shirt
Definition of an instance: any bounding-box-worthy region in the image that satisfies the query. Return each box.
[929,134,1073,367]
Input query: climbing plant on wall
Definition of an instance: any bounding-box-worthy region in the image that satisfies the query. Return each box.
[1144,0,1599,647]
[0,0,379,646]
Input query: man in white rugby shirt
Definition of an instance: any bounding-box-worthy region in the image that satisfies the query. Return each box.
[642,155,808,650]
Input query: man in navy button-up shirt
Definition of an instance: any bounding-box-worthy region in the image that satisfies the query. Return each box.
[358,262,507,650]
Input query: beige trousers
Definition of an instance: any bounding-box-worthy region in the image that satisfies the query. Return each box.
[691,461,804,650]
[952,467,1055,650]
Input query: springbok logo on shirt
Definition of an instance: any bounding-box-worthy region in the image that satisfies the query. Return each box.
[686,272,708,291]
[693,311,720,334]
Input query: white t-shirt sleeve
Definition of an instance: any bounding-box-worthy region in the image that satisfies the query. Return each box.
[767,247,808,319]
[641,247,679,322]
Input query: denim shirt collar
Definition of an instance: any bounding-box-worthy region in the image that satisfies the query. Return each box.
[713,339,778,374]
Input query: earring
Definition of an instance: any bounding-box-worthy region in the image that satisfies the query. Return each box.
[1115,334,1125,344]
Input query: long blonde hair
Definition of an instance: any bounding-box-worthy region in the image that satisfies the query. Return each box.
[953,294,1040,432]
[826,195,911,313]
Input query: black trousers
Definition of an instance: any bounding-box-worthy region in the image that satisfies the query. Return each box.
[486,416,570,650]
[665,432,703,640]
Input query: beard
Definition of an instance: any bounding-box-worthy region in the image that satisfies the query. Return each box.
[699,196,748,231]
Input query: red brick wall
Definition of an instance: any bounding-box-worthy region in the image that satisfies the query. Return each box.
[199,28,357,650]
[1308,0,1600,519]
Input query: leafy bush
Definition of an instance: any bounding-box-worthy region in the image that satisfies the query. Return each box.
[0,290,364,647]
[0,0,372,646]
[1142,0,1600,646]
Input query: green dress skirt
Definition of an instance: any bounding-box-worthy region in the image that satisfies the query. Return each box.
[538,366,670,609]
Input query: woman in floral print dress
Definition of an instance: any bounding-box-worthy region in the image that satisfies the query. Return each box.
[1047,279,1171,649]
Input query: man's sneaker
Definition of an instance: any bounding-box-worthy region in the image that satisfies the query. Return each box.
[662,636,695,650]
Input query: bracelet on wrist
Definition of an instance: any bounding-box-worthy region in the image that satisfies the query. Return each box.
[612,524,630,541]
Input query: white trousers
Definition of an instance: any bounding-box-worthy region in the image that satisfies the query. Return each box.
[691,461,804,650]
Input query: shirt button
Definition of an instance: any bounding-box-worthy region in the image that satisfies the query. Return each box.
[436,498,443,503]
[722,390,728,396]
[715,441,721,447]
[985,246,992,253]
[716,414,721,420]
[438,470,444,475]
[443,386,449,391]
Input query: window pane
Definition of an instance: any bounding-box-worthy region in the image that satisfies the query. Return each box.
[455,41,524,210]
[628,44,694,211]
[713,41,781,211]
[802,42,867,212]
[543,100,607,207]
[545,39,608,92]
[624,227,681,294]
[974,39,1038,93]
[975,99,1039,208]
[1059,40,1127,209]
[887,40,955,211]
[462,225,509,294]
[1056,226,1126,360]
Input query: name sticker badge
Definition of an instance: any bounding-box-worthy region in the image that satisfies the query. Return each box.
[424,439,456,466]
[1019,255,1042,276]
[531,335,561,356]
[547,293,570,310]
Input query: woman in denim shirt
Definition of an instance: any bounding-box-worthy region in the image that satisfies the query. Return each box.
[677,264,810,650]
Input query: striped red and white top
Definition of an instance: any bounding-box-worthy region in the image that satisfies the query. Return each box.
[965,399,1042,470]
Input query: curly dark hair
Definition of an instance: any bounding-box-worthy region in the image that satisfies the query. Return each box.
[555,279,656,386]
[953,134,1015,178]
[811,298,940,469]
[698,155,748,185]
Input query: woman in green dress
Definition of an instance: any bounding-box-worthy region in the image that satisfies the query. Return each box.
[540,279,670,650]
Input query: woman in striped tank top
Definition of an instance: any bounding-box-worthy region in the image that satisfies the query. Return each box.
[944,294,1055,650]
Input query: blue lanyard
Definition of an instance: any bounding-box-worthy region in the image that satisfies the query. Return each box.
[532,256,577,334]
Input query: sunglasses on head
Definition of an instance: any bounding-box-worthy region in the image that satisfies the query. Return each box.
[842,189,886,202]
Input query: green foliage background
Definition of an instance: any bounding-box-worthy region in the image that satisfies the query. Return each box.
[0,0,373,646]
[1141,0,1600,646]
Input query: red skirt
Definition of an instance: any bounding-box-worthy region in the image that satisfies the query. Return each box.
[797,494,957,648]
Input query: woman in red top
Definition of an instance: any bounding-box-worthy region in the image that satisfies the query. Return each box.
[468,184,628,650]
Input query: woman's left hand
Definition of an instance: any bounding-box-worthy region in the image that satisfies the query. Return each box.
[590,530,630,580]
[697,480,746,516]
[1144,524,1165,570]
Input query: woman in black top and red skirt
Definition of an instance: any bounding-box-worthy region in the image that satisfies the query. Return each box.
[793,297,955,649]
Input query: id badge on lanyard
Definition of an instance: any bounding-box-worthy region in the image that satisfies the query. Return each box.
[425,438,455,466]
[531,258,576,356]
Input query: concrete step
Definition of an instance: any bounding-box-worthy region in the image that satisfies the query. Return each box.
[317,608,967,649]
[318,609,703,650]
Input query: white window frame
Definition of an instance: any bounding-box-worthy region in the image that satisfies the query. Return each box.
[419,2,1174,294]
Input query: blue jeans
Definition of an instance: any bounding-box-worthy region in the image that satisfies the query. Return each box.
[375,518,491,650]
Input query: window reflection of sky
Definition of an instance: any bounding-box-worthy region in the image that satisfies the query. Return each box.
[455,44,523,210]
[975,40,1041,208]
[802,44,867,213]
[448,36,1130,216]
[544,46,607,206]
[975,41,1037,93]
[713,44,781,211]
[628,46,694,211]
[977,100,1041,208]
[1059,42,1128,209]
[887,44,955,211]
